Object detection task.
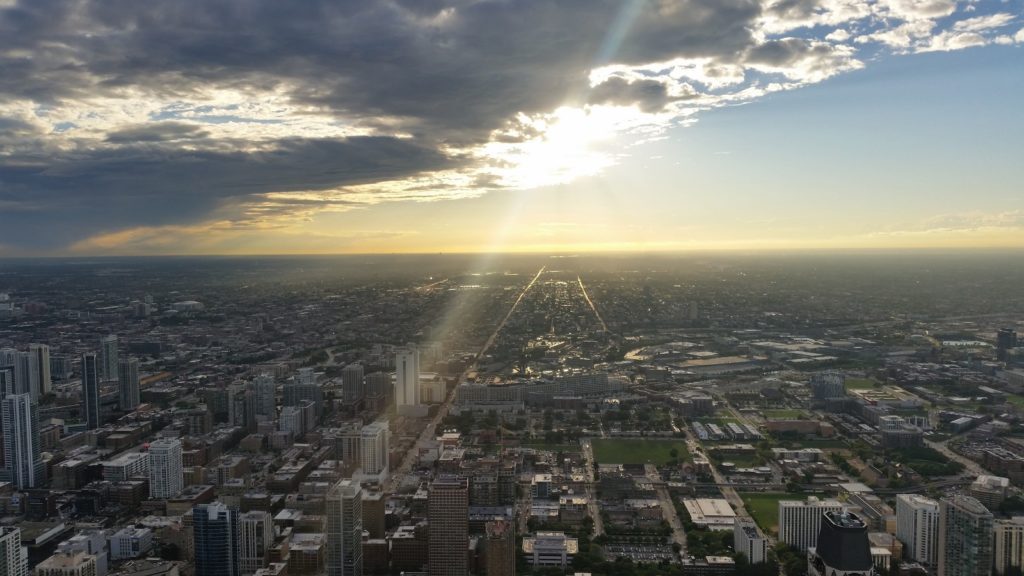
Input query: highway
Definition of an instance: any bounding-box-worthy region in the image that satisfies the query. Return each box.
[385,266,546,494]
[477,265,546,360]
[580,439,605,538]
[577,274,608,333]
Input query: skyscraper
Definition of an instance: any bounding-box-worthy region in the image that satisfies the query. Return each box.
[80,352,101,429]
[99,335,119,381]
[734,518,768,564]
[997,328,1018,361]
[326,479,363,576]
[938,495,994,576]
[283,368,322,420]
[364,371,391,412]
[0,526,28,576]
[428,475,469,576]
[228,384,258,433]
[253,374,276,417]
[149,438,184,499]
[994,517,1024,576]
[342,363,365,406]
[0,366,14,398]
[484,519,515,576]
[12,351,38,400]
[395,347,420,410]
[1,394,44,489]
[118,357,141,411]
[359,420,390,481]
[28,344,51,398]
[239,510,274,575]
[896,494,940,567]
[193,502,240,576]
[807,511,874,576]
[779,497,844,552]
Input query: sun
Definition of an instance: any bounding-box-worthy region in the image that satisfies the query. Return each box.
[478,106,643,190]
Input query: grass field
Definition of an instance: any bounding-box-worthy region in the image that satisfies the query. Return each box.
[591,438,691,465]
[763,409,805,419]
[844,377,878,390]
[713,452,764,467]
[1008,395,1024,408]
[741,492,795,536]
[519,443,578,452]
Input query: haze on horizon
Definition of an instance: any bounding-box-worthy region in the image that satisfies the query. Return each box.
[1,0,1022,257]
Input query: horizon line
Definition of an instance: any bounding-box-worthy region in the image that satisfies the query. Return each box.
[4,245,1024,260]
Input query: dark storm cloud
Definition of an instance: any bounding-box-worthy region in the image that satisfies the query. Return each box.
[0,0,768,251]
[745,38,818,66]
[0,136,460,249]
[588,77,695,113]
[0,0,763,137]
[106,122,211,143]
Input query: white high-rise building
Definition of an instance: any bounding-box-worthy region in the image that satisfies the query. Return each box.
[734,518,768,564]
[117,357,140,411]
[2,393,44,489]
[148,438,184,499]
[896,494,940,566]
[778,497,844,551]
[99,335,118,381]
[254,374,276,416]
[395,347,419,409]
[239,511,274,575]
[326,479,363,576]
[359,420,390,481]
[995,517,1024,576]
[0,526,28,576]
[29,344,51,398]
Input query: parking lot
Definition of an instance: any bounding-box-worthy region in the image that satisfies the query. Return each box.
[603,544,678,564]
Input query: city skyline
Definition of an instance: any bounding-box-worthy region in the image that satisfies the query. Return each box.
[0,1,1022,256]
[2,248,1024,574]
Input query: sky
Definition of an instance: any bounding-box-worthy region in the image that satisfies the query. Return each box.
[0,0,1022,256]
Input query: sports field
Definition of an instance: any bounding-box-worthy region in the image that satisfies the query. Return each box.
[591,438,690,465]
[741,492,794,536]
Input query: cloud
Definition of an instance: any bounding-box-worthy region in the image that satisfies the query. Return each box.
[0,136,460,250]
[953,13,1017,33]
[744,38,863,82]
[588,77,689,113]
[0,0,1020,253]
[68,220,420,255]
[875,0,957,21]
[106,122,211,143]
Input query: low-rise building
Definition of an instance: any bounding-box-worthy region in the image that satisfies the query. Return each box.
[522,532,578,569]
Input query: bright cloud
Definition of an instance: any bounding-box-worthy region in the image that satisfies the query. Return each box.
[0,0,1021,253]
